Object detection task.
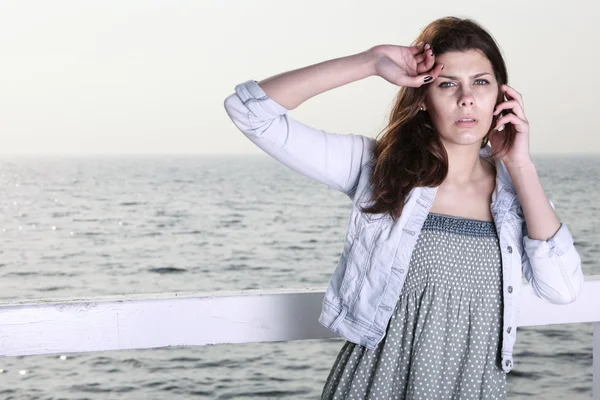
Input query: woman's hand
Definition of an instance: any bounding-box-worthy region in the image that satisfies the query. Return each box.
[368,43,444,87]
[490,84,533,166]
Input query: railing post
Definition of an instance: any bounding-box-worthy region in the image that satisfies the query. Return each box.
[595,323,600,400]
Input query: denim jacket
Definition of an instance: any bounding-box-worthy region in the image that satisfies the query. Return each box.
[223,79,584,373]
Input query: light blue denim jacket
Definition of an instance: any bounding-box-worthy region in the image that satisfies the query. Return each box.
[223,79,584,373]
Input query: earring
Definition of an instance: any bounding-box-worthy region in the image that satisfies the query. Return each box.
[419,107,425,111]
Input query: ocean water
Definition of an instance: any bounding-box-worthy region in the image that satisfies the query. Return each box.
[0,154,598,399]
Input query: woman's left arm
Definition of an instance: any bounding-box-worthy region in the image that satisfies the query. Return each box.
[492,84,584,304]
[507,161,584,304]
[506,161,559,240]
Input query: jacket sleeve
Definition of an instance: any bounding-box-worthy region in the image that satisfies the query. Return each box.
[521,201,584,305]
[223,80,375,199]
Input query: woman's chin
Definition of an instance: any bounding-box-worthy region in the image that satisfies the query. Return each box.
[441,131,488,147]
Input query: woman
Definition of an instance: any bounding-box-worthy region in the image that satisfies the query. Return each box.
[224,17,583,399]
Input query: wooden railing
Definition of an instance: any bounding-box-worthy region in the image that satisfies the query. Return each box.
[1,277,599,398]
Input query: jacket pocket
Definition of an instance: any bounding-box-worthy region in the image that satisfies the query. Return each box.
[359,211,392,224]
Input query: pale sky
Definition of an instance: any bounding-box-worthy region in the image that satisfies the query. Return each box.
[1,0,598,155]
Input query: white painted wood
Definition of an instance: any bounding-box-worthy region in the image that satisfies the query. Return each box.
[517,277,600,326]
[0,288,337,357]
[0,277,599,358]
[594,323,600,400]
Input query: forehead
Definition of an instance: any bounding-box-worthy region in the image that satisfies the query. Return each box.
[436,50,494,76]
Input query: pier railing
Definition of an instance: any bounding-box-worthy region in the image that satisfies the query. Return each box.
[1,277,599,398]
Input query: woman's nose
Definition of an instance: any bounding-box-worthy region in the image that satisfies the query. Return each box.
[458,93,475,107]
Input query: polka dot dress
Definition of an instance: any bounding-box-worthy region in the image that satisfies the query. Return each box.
[321,213,506,399]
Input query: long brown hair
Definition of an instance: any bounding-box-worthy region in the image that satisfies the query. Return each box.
[361,17,516,221]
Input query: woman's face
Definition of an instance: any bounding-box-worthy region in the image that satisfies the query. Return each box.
[424,50,499,147]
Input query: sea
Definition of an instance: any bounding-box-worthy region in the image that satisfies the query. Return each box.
[0,154,598,399]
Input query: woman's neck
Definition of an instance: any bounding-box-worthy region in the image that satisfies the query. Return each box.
[444,143,492,185]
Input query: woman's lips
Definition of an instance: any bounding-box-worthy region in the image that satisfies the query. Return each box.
[455,118,477,128]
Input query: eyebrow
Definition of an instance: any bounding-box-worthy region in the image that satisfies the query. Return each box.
[438,72,492,80]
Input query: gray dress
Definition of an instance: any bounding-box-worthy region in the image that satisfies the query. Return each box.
[321,213,506,400]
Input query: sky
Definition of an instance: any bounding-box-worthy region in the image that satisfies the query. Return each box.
[0,0,598,155]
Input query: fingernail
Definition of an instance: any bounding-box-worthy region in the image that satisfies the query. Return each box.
[424,76,432,82]
[425,43,430,49]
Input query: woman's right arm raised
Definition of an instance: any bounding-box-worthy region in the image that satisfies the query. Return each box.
[255,51,377,111]
[223,44,442,198]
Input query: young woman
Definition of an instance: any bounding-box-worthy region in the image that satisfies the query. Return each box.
[224,17,583,400]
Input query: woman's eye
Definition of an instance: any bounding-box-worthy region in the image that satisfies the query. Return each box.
[439,79,489,88]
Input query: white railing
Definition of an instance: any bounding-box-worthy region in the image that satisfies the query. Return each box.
[1,277,599,398]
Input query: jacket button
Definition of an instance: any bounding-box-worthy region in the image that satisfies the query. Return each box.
[505,360,512,367]
[507,326,512,333]
[507,246,513,253]
[399,269,405,274]
[507,286,513,293]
